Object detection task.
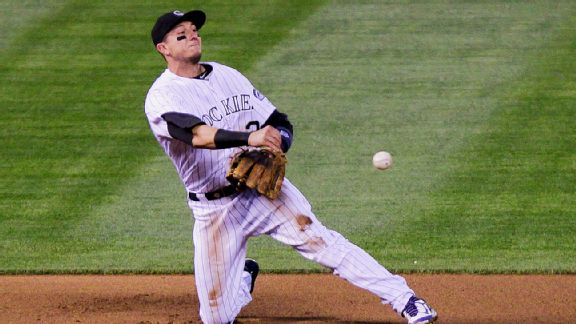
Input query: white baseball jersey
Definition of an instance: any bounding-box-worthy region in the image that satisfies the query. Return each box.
[145,62,415,324]
[146,62,275,194]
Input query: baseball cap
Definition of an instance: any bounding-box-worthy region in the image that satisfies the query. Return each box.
[151,10,206,45]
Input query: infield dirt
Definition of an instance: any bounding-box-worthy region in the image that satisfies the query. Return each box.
[1,274,574,323]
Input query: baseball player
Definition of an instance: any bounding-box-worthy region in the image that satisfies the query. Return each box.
[145,9,438,324]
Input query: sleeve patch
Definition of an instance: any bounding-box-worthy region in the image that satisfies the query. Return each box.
[253,88,266,101]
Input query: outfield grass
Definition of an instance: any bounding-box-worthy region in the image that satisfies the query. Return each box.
[1,0,575,274]
[246,1,576,273]
[0,0,328,273]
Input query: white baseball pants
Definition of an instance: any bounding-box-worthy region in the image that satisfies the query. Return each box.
[188,179,414,324]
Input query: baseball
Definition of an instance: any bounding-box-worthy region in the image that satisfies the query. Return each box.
[372,151,393,170]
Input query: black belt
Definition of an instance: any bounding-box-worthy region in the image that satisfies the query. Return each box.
[188,185,237,201]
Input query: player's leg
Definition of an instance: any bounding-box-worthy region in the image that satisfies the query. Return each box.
[191,203,253,324]
[260,181,418,314]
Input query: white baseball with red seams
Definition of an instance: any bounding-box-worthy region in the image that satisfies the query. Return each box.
[373,151,393,170]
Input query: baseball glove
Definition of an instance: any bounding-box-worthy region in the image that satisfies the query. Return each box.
[226,148,287,200]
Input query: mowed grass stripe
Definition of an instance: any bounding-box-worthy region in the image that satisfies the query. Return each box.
[0,0,166,272]
[3,0,574,274]
[0,0,68,50]
[406,16,576,273]
[0,0,328,273]
[243,1,576,272]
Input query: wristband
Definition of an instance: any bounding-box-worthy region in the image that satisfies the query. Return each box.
[278,127,293,152]
[214,129,251,149]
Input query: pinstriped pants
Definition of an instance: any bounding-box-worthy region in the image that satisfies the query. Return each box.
[188,179,414,324]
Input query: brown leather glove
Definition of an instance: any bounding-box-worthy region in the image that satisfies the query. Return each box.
[226,148,287,200]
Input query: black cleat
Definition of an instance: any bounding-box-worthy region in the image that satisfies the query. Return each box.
[244,258,259,293]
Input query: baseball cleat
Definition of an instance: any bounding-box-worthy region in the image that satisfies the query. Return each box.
[401,296,438,324]
[244,258,259,293]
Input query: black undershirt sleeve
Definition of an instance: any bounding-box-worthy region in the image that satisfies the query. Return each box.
[161,112,205,145]
[263,110,294,152]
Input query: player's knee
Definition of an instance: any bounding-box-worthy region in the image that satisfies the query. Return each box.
[201,302,234,324]
[291,214,334,255]
[295,214,313,231]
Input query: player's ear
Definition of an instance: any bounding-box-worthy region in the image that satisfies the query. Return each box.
[156,42,170,57]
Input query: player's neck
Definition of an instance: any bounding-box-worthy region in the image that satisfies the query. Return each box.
[168,62,205,79]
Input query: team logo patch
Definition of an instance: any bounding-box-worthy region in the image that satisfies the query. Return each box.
[253,88,266,101]
[173,10,184,16]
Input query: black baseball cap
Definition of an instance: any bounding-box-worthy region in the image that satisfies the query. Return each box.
[151,10,206,45]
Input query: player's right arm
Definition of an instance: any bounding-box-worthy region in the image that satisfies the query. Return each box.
[160,111,280,151]
[192,124,281,151]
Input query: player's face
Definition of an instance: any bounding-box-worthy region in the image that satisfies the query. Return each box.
[160,21,202,64]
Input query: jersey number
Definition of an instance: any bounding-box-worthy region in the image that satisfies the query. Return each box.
[245,121,260,131]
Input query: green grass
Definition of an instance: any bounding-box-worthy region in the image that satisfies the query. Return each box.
[0,1,67,50]
[0,0,328,273]
[412,26,576,273]
[247,0,576,273]
[1,0,575,274]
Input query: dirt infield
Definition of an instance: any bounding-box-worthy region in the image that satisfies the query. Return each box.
[1,274,575,323]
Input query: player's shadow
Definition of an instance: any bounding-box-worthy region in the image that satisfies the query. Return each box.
[235,316,394,324]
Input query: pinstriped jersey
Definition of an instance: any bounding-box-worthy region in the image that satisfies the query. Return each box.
[145,62,277,194]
